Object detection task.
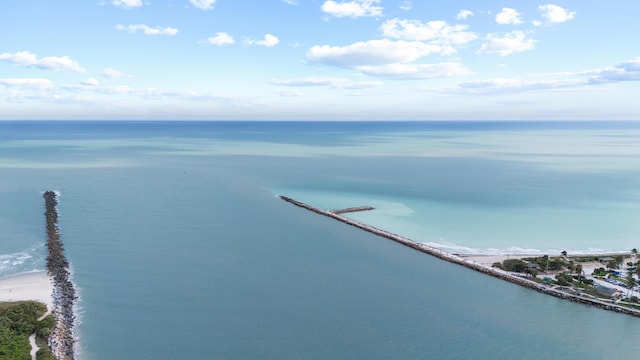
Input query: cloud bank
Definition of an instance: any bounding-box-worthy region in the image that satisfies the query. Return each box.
[477,31,536,56]
[381,18,477,45]
[0,78,55,90]
[270,76,383,89]
[0,51,85,73]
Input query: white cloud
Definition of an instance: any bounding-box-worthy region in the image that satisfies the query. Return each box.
[589,58,640,83]
[618,58,640,72]
[101,68,132,78]
[207,32,235,46]
[456,9,473,20]
[270,76,383,89]
[282,0,298,4]
[0,78,55,90]
[307,39,452,68]
[495,8,523,25]
[356,62,472,79]
[0,75,241,109]
[321,0,383,18]
[434,57,640,96]
[64,78,102,91]
[420,69,591,96]
[271,77,343,86]
[190,0,217,10]
[399,1,412,11]
[537,4,575,24]
[63,80,134,93]
[258,34,280,47]
[381,18,477,45]
[99,85,135,94]
[476,31,535,56]
[116,24,179,36]
[0,51,85,73]
[138,88,234,102]
[306,39,471,80]
[453,77,583,95]
[81,78,100,86]
[245,34,280,47]
[112,0,143,9]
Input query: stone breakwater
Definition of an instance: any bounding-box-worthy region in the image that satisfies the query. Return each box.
[281,196,640,318]
[331,206,375,214]
[44,191,77,360]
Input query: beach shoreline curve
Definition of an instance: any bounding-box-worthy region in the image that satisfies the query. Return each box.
[280,195,640,318]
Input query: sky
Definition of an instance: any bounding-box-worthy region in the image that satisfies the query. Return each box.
[1,0,639,120]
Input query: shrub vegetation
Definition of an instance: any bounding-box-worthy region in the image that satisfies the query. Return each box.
[0,301,56,360]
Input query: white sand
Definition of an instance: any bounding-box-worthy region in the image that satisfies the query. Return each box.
[0,271,54,317]
[462,254,534,266]
[29,334,39,360]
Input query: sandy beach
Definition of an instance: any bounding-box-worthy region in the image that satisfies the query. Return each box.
[461,254,535,266]
[0,271,54,317]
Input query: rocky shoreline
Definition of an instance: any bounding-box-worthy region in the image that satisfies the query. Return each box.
[281,196,640,318]
[44,191,77,360]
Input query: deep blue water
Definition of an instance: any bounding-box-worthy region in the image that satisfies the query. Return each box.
[1,121,640,359]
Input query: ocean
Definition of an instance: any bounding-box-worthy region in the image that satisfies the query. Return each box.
[1,120,640,359]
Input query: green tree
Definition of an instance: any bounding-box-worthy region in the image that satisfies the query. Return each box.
[548,259,564,271]
[556,273,573,286]
[502,259,526,273]
[543,255,549,272]
[626,269,637,297]
[0,301,56,360]
[593,267,607,277]
[524,268,538,279]
[575,264,583,283]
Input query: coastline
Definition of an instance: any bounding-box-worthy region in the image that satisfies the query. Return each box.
[281,196,640,318]
[0,191,77,360]
[0,271,56,360]
[460,253,632,268]
[0,271,54,316]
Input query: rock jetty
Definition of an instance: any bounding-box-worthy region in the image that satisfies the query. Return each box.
[331,206,375,214]
[281,196,640,318]
[44,191,77,360]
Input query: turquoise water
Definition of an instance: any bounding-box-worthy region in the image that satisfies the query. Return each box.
[2,121,640,359]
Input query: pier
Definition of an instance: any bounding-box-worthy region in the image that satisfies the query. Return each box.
[281,196,640,318]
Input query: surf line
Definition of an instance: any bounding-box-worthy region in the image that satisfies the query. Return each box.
[280,195,640,318]
[44,190,77,360]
